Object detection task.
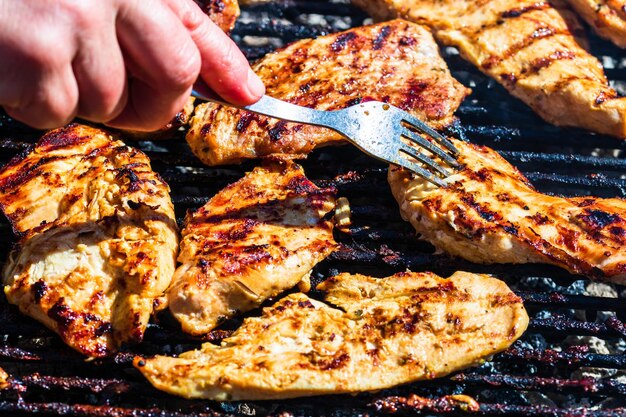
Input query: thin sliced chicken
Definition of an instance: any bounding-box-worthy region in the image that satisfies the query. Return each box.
[0,124,178,357]
[168,160,337,335]
[136,271,528,400]
[389,139,626,284]
[186,19,469,165]
[352,0,626,138]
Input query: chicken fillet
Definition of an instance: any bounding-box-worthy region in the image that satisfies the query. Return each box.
[352,0,626,138]
[137,271,528,400]
[0,124,178,357]
[389,139,626,284]
[186,19,469,165]
[168,160,337,335]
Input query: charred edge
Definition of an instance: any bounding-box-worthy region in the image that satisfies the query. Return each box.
[595,90,619,105]
[236,111,256,133]
[0,154,67,194]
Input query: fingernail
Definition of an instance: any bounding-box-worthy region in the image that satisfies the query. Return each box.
[247,69,265,99]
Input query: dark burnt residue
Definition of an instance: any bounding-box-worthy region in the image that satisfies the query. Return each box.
[47,300,78,329]
[236,111,256,133]
[330,32,357,53]
[268,121,289,142]
[32,280,48,303]
[316,352,350,371]
[579,209,621,229]
[373,25,392,50]
[286,175,318,195]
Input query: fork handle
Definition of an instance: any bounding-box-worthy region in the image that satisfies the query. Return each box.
[191,88,337,130]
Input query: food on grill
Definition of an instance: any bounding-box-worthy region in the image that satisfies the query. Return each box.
[565,0,626,48]
[136,270,528,400]
[168,160,337,335]
[186,19,470,165]
[0,124,178,357]
[195,0,240,32]
[389,139,626,284]
[352,0,626,138]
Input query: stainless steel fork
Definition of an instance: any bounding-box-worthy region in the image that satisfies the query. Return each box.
[191,91,459,187]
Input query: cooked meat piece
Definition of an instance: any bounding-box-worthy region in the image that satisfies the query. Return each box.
[168,160,336,335]
[388,139,626,284]
[186,19,469,165]
[195,0,240,32]
[0,124,178,357]
[352,0,626,138]
[565,0,626,48]
[136,271,528,400]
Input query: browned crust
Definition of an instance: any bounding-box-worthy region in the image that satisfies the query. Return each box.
[186,19,470,165]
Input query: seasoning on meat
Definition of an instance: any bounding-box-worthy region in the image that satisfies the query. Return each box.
[195,0,240,33]
[388,139,626,284]
[0,124,178,357]
[186,19,469,165]
[168,160,337,335]
[352,0,626,138]
[136,271,528,400]
[564,0,626,48]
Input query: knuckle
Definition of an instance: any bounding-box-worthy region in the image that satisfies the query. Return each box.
[163,44,201,90]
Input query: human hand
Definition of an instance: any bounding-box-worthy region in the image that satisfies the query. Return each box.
[0,0,264,131]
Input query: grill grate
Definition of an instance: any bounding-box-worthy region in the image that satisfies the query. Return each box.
[0,0,625,415]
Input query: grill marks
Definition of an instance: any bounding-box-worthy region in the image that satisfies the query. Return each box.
[351,0,626,137]
[389,140,626,283]
[137,271,528,400]
[186,19,469,166]
[167,160,337,336]
[0,124,178,357]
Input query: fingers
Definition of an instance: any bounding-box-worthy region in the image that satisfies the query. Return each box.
[4,63,79,130]
[0,1,79,129]
[164,0,265,105]
[108,0,201,131]
[71,3,127,123]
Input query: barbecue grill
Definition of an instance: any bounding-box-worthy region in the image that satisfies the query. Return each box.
[0,0,625,415]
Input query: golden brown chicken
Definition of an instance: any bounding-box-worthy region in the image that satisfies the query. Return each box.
[136,270,528,400]
[565,0,626,48]
[168,160,337,335]
[186,19,470,165]
[195,0,240,33]
[389,139,626,284]
[352,0,626,138]
[0,124,178,357]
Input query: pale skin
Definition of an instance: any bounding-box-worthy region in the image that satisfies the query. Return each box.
[0,0,265,131]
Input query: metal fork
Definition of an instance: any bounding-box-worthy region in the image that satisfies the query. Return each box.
[191,91,459,187]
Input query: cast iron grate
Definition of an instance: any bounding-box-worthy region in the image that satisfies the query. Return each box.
[0,0,624,415]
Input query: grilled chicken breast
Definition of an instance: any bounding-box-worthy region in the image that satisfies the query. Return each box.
[389,139,626,284]
[186,19,469,165]
[565,0,626,48]
[352,0,626,138]
[0,124,178,357]
[168,160,336,335]
[136,271,528,400]
[195,0,240,33]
